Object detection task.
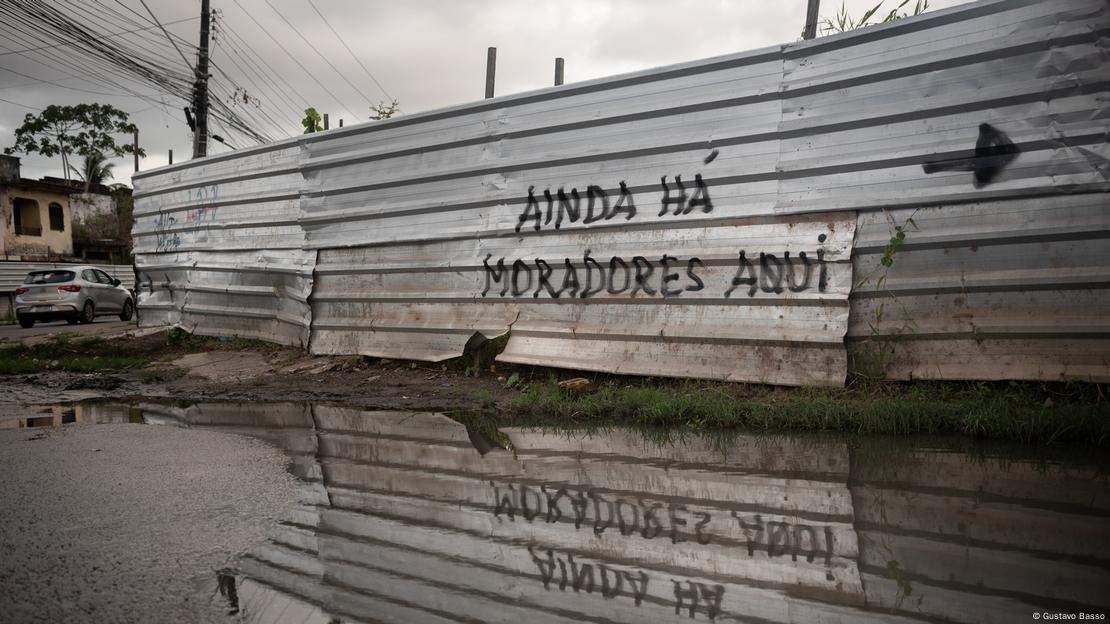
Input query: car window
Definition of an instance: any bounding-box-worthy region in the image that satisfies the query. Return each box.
[24,271,75,284]
[81,270,98,282]
[94,269,115,285]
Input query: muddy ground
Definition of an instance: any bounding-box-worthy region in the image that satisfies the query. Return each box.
[0,327,524,412]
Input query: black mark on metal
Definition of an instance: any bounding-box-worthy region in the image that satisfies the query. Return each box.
[922,122,1019,187]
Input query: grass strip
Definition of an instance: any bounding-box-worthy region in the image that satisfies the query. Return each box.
[459,377,1110,447]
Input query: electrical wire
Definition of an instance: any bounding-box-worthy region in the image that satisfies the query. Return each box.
[0,1,271,146]
[231,0,361,121]
[303,0,393,102]
[0,15,197,57]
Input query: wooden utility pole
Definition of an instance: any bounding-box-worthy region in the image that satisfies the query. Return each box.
[554,58,564,86]
[323,113,329,130]
[484,47,496,99]
[192,0,211,158]
[133,129,139,172]
[168,149,173,165]
[803,0,821,39]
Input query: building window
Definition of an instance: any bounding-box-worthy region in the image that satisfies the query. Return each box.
[49,202,65,232]
[13,197,41,237]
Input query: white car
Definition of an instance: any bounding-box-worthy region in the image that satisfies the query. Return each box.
[14,266,134,328]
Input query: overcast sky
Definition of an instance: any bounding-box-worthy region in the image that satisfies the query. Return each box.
[0,0,971,187]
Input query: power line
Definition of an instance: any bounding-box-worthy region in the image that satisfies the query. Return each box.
[136,0,194,72]
[0,15,198,57]
[209,20,304,125]
[238,0,361,120]
[303,0,393,102]
[14,2,269,145]
[220,21,312,113]
[261,0,375,109]
[0,95,39,110]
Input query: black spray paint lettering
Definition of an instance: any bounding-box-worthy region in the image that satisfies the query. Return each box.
[517,182,638,232]
[482,255,507,297]
[519,173,735,232]
[581,250,605,299]
[608,256,631,294]
[659,174,713,217]
[482,254,706,300]
[631,256,656,296]
[725,234,830,298]
[511,259,533,297]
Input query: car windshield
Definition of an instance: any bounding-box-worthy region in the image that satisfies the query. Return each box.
[24,271,75,284]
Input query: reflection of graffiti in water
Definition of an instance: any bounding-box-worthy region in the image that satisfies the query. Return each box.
[492,482,837,579]
[529,546,725,620]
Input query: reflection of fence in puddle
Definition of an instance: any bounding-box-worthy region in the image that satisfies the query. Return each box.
[83,401,1110,623]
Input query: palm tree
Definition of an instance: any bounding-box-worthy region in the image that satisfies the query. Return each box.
[69,152,115,193]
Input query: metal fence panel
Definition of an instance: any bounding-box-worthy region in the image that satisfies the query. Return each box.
[130,0,1110,383]
[132,144,314,346]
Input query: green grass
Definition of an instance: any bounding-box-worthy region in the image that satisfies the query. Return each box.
[0,333,148,374]
[457,376,1110,447]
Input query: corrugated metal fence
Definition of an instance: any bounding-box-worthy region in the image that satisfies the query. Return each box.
[131,0,1110,385]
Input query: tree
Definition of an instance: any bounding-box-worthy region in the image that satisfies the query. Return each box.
[819,0,929,35]
[4,103,143,182]
[302,107,323,133]
[69,151,115,193]
[370,99,400,121]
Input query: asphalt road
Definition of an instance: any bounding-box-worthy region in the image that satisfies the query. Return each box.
[0,423,300,623]
[0,318,138,342]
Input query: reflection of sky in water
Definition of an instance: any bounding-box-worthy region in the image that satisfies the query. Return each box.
[28,401,1110,623]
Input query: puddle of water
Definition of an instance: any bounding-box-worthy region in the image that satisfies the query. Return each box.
[10,400,1110,623]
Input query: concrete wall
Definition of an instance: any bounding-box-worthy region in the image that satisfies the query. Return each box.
[1,186,73,257]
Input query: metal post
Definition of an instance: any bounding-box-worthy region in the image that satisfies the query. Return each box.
[133,129,139,172]
[554,57,564,86]
[192,0,211,158]
[323,113,329,130]
[803,0,821,39]
[484,47,496,99]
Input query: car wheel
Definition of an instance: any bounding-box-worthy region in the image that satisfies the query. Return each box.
[119,299,134,321]
[18,316,34,329]
[80,301,95,324]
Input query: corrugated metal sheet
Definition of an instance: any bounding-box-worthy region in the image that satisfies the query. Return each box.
[131,0,1110,384]
[131,144,314,346]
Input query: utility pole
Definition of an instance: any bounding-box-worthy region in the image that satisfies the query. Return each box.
[133,129,139,172]
[192,0,211,158]
[484,47,496,99]
[803,0,821,39]
[554,57,564,86]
